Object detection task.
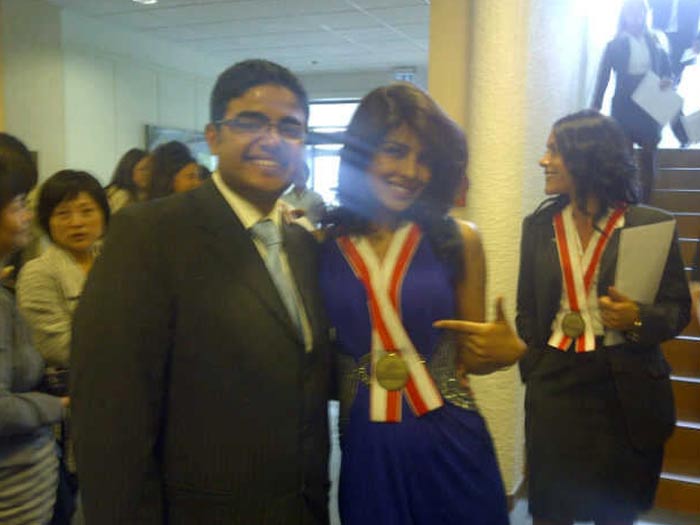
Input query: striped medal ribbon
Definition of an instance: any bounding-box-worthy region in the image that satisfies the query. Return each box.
[548,205,626,352]
[337,223,443,422]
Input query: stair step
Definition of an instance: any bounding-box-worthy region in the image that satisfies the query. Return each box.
[672,378,700,424]
[657,148,700,168]
[655,474,700,513]
[663,425,700,477]
[682,304,700,336]
[680,238,700,267]
[663,336,700,377]
[657,168,700,190]
[674,213,700,239]
[677,420,700,430]
[650,190,700,213]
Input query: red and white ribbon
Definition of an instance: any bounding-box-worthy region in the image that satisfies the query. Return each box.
[337,223,443,422]
[548,205,626,352]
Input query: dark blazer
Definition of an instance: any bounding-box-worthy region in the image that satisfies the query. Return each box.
[592,33,672,144]
[650,0,700,49]
[516,202,691,451]
[71,181,331,524]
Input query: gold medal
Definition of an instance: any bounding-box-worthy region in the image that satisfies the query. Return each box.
[375,352,409,391]
[562,311,585,338]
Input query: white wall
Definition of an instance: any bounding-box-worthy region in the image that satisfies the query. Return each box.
[61,10,216,184]
[300,67,428,100]
[2,0,65,180]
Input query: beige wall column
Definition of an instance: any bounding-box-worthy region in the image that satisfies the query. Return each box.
[428,0,528,497]
[1,0,65,179]
[428,0,469,128]
[428,0,592,498]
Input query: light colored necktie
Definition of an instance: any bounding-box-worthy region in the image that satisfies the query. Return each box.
[250,219,303,338]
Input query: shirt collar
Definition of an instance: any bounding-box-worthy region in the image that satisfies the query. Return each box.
[212,170,288,229]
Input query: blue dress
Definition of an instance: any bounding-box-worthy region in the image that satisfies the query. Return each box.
[320,229,509,525]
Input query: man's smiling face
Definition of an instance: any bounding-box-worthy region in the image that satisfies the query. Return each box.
[206,83,306,207]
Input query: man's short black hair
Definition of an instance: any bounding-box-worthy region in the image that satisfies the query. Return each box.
[209,59,309,123]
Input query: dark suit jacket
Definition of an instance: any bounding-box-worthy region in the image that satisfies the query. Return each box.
[650,0,700,48]
[71,181,331,524]
[592,33,672,144]
[516,201,691,451]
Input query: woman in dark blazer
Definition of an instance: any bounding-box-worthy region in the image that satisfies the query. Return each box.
[591,0,672,203]
[517,110,691,525]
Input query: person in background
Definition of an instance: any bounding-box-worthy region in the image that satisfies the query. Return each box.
[592,0,673,202]
[0,134,42,269]
[0,134,67,524]
[18,170,109,371]
[320,83,523,525]
[148,141,201,199]
[649,0,700,146]
[649,0,700,80]
[71,59,331,524]
[17,170,109,525]
[282,163,325,225]
[105,149,151,214]
[517,110,690,525]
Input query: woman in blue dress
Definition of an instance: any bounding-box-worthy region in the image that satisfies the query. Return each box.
[319,83,524,525]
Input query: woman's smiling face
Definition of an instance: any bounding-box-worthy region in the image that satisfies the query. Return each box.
[367,124,432,216]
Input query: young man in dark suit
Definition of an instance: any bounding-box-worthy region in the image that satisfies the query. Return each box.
[71,59,331,524]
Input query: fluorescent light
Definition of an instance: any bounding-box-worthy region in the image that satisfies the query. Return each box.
[133,0,158,5]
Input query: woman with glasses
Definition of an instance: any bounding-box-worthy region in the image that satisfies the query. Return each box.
[0,133,68,524]
[319,83,523,525]
[148,141,202,200]
[517,110,690,525]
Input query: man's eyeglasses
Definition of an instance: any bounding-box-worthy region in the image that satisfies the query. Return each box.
[214,114,305,142]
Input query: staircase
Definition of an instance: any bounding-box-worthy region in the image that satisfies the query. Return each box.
[649,149,700,515]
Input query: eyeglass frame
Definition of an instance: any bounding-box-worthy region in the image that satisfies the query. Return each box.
[213,111,307,142]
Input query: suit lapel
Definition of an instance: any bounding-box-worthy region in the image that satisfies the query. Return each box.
[189,182,299,340]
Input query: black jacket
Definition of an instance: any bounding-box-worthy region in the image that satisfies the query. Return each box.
[517,202,691,450]
[592,33,672,143]
[71,181,331,524]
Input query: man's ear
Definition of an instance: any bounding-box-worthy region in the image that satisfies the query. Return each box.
[205,123,219,155]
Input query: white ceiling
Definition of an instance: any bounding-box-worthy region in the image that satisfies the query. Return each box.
[46,0,430,73]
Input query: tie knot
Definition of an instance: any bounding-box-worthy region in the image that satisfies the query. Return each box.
[251,219,281,247]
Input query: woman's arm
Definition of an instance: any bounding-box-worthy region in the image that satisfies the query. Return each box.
[17,260,72,368]
[434,221,525,375]
[0,302,64,437]
[599,230,691,343]
[455,220,486,323]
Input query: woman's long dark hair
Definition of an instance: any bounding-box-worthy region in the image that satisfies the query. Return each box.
[324,83,468,279]
[149,141,195,200]
[107,148,147,197]
[549,109,639,223]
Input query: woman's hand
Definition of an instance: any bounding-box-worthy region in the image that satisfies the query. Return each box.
[434,297,526,375]
[598,286,640,330]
